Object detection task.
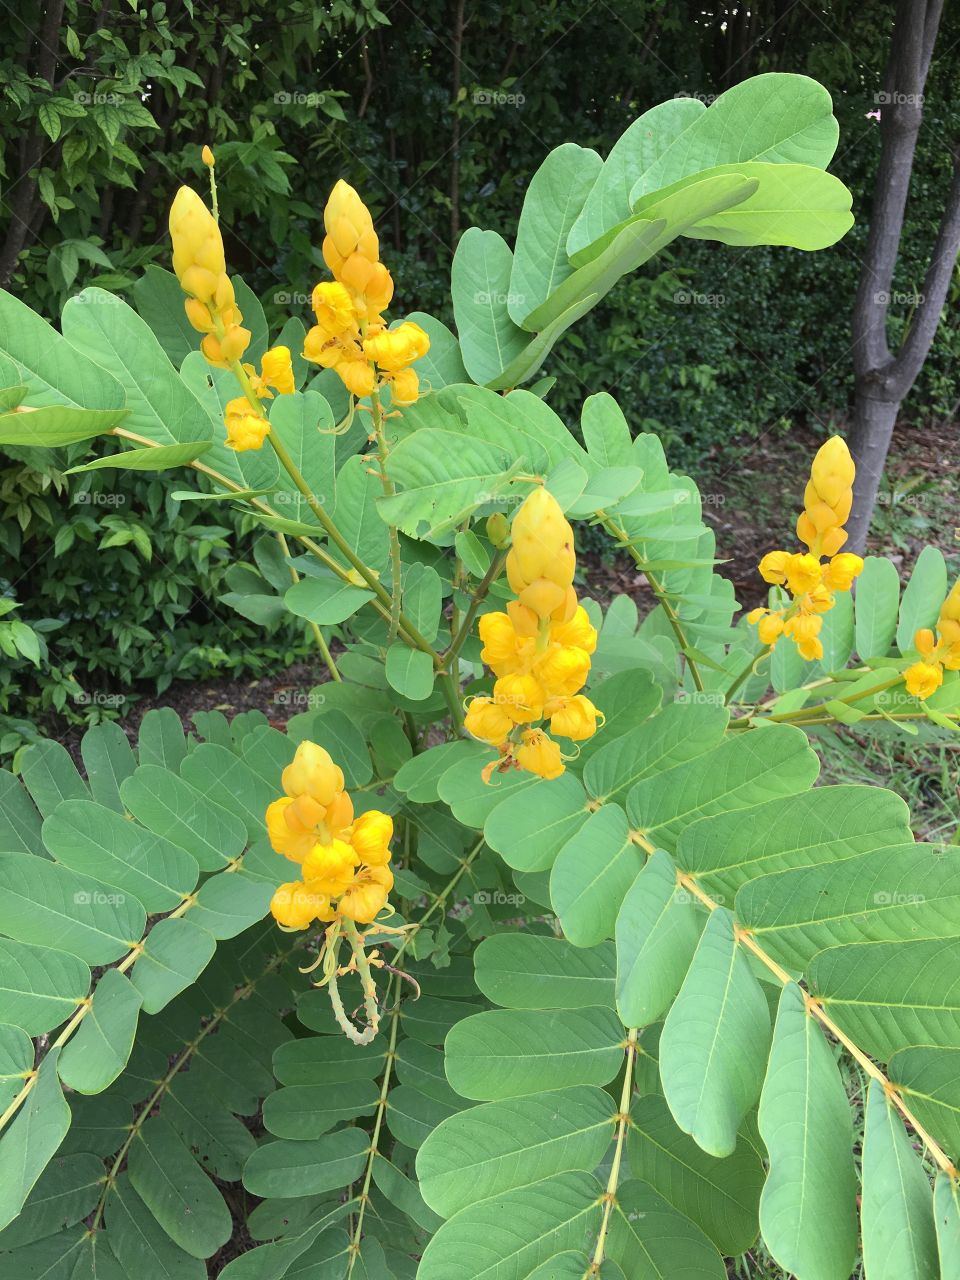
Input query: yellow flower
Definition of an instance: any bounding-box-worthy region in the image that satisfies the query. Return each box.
[350,810,394,867]
[225,412,270,452]
[387,367,420,407]
[478,612,526,676]
[266,797,317,864]
[534,645,591,699]
[821,552,864,592]
[784,612,823,661]
[516,729,564,780]
[302,838,360,897]
[464,696,515,746]
[784,553,822,595]
[260,346,295,395]
[363,322,431,372]
[493,672,545,724]
[338,865,394,923]
[270,881,332,929]
[905,660,943,700]
[201,145,215,169]
[282,741,345,806]
[321,180,394,317]
[336,351,377,399]
[758,550,791,585]
[312,281,357,335]
[549,694,600,740]
[550,605,598,654]
[757,612,785,646]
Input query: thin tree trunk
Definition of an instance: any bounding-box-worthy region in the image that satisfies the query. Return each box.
[846,0,960,553]
[449,0,466,247]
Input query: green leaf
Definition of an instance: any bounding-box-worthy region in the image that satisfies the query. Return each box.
[105,1173,205,1279]
[66,441,213,473]
[57,969,142,1094]
[758,983,858,1280]
[484,772,590,873]
[550,803,645,947]
[809,938,960,1062]
[262,1079,379,1138]
[509,143,603,327]
[888,1046,960,1158]
[451,229,533,386]
[897,545,947,653]
[474,935,615,1009]
[0,1050,71,1233]
[268,391,337,525]
[568,98,705,257]
[0,938,89,1035]
[332,454,390,574]
[856,556,902,659]
[128,1114,232,1259]
[403,563,443,644]
[80,722,137,813]
[129,917,216,1014]
[0,405,126,447]
[284,576,374,625]
[138,708,187,771]
[628,1093,763,1255]
[61,290,212,444]
[385,645,435,701]
[132,265,199,367]
[0,1152,102,1250]
[417,1086,614,1218]
[677,782,912,897]
[861,1077,939,1280]
[0,287,124,410]
[416,1170,603,1280]
[19,740,87,817]
[120,765,245,871]
[660,909,771,1156]
[242,1128,369,1198]
[403,311,469,389]
[165,1072,256,1182]
[615,849,702,1026]
[444,1006,624,1100]
[934,1173,960,1270]
[630,72,840,200]
[0,1025,33,1112]
[43,800,198,913]
[584,699,729,804]
[736,843,960,970]
[273,1036,385,1087]
[377,428,524,540]
[605,1179,725,1278]
[0,853,145,965]
[626,723,818,852]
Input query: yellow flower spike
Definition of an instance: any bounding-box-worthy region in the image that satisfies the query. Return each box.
[464,696,515,747]
[516,729,565,780]
[905,661,944,700]
[549,694,601,741]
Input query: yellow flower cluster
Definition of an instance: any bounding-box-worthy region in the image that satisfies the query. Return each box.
[169,186,251,368]
[266,741,394,927]
[222,346,296,452]
[304,181,429,405]
[465,488,601,781]
[748,437,864,661]
[905,578,960,699]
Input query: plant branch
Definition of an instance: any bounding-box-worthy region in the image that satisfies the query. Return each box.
[587,1026,638,1276]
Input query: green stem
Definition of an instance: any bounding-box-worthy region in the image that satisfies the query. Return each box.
[277,531,341,682]
[766,672,906,723]
[446,548,508,664]
[599,511,705,692]
[587,1026,638,1275]
[368,387,403,642]
[723,646,768,705]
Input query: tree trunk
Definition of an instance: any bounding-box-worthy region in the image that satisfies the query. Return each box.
[846,0,960,553]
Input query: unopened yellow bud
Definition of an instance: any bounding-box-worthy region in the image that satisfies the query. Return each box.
[487,512,509,547]
[506,488,576,597]
[170,186,226,281]
[282,741,344,805]
[810,436,855,508]
[201,145,215,168]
